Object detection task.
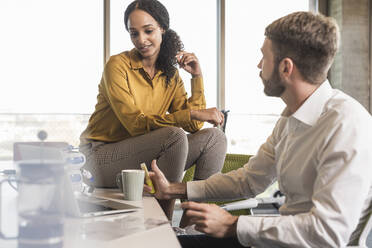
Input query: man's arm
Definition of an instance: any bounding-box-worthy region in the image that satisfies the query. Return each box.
[186,120,281,202]
[236,118,372,247]
[161,182,187,199]
[145,160,239,238]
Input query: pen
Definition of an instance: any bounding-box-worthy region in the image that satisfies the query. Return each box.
[141,163,156,194]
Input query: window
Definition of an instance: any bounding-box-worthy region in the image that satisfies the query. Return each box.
[0,0,102,159]
[0,0,102,114]
[225,0,309,154]
[110,0,217,108]
[0,0,311,160]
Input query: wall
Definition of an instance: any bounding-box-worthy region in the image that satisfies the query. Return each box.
[327,0,371,112]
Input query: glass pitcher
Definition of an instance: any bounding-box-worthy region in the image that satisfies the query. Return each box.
[16,161,65,248]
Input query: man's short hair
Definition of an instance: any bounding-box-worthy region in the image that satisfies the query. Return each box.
[265,11,340,84]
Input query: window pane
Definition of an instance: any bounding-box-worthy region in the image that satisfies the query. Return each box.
[0,1,102,160]
[0,0,103,114]
[110,0,217,108]
[225,0,309,154]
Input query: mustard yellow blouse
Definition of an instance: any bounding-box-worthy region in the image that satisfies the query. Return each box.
[80,49,205,144]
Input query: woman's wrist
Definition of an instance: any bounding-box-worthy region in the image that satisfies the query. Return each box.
[190,109,195,119]
[190,109,200,120]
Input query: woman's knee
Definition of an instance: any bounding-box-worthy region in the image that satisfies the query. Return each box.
[162,126,187,137]
[200,128,227,148]
[160,126,188,148]
[156,127,188,182]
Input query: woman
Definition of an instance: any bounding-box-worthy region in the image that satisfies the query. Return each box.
[79,0,227,219]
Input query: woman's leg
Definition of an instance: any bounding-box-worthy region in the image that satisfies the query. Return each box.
[80,126,188,219]
[185,128,227,180]
[179,128,227,227]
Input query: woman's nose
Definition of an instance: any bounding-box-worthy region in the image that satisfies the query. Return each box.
[137,33,146,44]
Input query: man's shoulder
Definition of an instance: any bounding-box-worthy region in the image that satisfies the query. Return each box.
[270,115,289,141]
[325,90,370,118]
[321,90,372,130]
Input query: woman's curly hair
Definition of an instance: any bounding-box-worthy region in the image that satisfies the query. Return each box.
[124,0,184,85]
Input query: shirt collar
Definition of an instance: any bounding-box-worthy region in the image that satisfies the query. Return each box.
[291,80,334,126]
[128,48,165,77]
[129,48,143,70]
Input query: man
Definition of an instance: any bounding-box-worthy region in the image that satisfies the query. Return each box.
[145,11,372,247]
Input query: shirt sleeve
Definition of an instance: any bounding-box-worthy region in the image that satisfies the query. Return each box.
[102,58,204,137]
[187,119,281,201]
[168,73,206,133]
[236,112,372,247]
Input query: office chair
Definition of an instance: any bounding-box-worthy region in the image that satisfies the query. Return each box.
[361,211,372,247]
[347,209,372,247]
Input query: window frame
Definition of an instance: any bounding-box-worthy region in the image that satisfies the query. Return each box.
[103,0,319,111]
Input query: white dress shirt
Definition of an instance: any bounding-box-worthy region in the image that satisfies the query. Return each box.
[187,81,372,247]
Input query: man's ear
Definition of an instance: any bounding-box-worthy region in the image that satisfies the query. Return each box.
[279,58,294,79]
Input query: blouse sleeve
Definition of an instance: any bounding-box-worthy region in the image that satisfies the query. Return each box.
[168,71,206,133]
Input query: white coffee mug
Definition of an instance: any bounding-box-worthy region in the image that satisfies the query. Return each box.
[121,169,145,201]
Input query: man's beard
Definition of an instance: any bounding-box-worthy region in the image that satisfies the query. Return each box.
[260,66,286,97]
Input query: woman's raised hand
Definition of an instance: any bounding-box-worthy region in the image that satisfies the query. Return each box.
[176,51,202,78]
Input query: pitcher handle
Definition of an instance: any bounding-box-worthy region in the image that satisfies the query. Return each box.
[0,178,18,240]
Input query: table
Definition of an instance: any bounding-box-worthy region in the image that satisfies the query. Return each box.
[65,189,181,248]
[0,178,181,248]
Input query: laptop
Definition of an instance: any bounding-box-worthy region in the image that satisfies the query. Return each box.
[13,142,140,218]
[63,172,140,218]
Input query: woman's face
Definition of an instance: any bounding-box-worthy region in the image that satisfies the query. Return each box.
[127,9,163,60]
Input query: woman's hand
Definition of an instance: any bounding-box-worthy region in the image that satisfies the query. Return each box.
[190,108,224,126]
[176,51,202,77]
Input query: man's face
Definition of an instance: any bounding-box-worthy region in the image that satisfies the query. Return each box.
[257,38,285,97]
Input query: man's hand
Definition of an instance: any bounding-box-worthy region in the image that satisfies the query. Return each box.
[144,160,187,200]
[144,160,172,199]
[181,201,239,238]
[190,108,224,127]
